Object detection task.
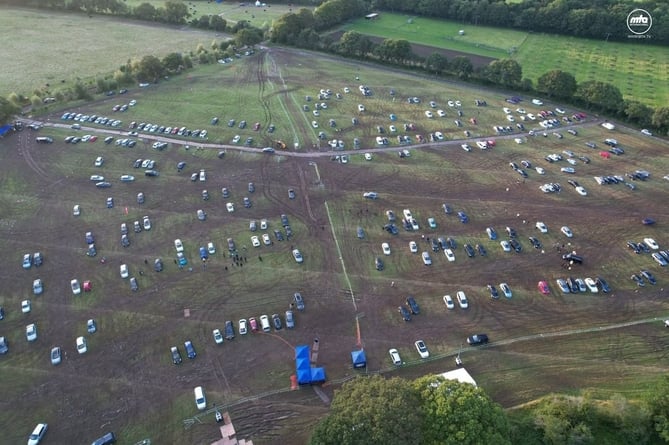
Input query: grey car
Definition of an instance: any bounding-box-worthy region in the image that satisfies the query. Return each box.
[129,277,138,292]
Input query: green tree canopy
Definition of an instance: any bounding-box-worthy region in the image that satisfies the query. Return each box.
[425,52,448,74]
[576,80,623,113]
[133,2,157,21]
[0,97,20,124]
[651,107,669,136]
[647,374,669,442]
[413,375,511,445]
[485,59,522,87]
[537,70,577,99]
[309,375,423,445]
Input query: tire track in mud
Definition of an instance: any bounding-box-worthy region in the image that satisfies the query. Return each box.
[17,131,51,181]
[255,52,273,142]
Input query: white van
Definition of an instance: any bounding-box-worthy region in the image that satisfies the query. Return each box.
[259,314,271,333]
[601,122,615,130]
[194,386,206,410]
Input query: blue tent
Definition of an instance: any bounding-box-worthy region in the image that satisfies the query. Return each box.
[296,357,310,371]
[0,125,13,137]
[297,368,312,385]
[351,349,366,368]
[295,345,309,360]
[310,367,326,383]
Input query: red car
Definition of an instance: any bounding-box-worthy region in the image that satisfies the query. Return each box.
[538,281,550,295]
[253,122,261,131]
[88,135,97,143]
[248,317,258,332]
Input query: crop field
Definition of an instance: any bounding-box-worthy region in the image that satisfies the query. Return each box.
[343,13,669,107]
[2,46,669,445]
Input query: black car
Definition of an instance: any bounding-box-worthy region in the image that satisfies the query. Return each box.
[627,241,641,254]
[476,244,487,256]
[506,226,517,238]
[467,334,489,345]
[0,306,4,320]
[225,320,236,339]
[170,346,182,365]
[293,292,305,311]
[375,257,384,271]
[281,214,289,227]
[631,274,645,287]
[509,238,522,253]
[562,253,583,264]
[274,229,284,241]
[641,270,656,285]
[446,237,457,249]
[437,237,448,251]
[464,243,475,258]
[154,258,163,272]
[529,237,542,249]
[442,203,452,214]
[430,238,440,252]
[566,277,579,293]
[406,296,420,315]
[272,314,282,331]
[398,306,411,322]
[596,277,611,293]
[487,284,499,299]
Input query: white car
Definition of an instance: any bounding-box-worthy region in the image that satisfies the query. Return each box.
[409,241,418,253]
[443,295,455,309]
[26,323,38,342]
[199,169,206,182]
[207,242,216,254]
[232,135,241,144]
[260,219,268,230]
[239,319,248,335]
[500,283,512,298]
[76,336,87,354]
[561,167,575,174]
[21,299,31,314]
[70,279,81,295]
[382,242,391,255]
[456,291,468,309]
[251,236,261,247]
[142,215,151,231]
[292,248,303,263]
[444,249,455,262]
[535,167,545,175]
[73,204,81,216]
[213,329,224,345]
[262,233,271,245]
[500,240,511,252]
[194,386,206,410]
[461,144,472,152]
[33,278,43,295]
[174,239,184,253]
[28,423,48,445]
[120,174,135,182]
[575,186,587,196]
[90,175,104,182]
[415,340,429,359]
[644,238,659,250]
[421,251,432,265]
[226,202,234,213]
[532,99,544,105]
[120,264,128,279]
[425,110,433,119]
[364,153,372,161]
[536,222,548,233]
[561,226,573,238]
[437,109,446,117]
[94,156,104,167]
[641,129,653,136]
[584,278,599,293]
[389,348,402,366]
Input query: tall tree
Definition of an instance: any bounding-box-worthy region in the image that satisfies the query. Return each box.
[136,55,164,83]
[449,56,473,80]
[651,107,669,136]
[425,52,448,74]
[413,376,512,445]
[537,70,577,99]
[576,80,623,112]
[162,1,189,25]
[134,2,157,21]
[485,59,522,87]
[647,374,669,441]
[0,97,20,125]
[309,376,423,445]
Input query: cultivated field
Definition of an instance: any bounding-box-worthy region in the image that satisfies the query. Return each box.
[343,13,669,107]
[1,46,669,445]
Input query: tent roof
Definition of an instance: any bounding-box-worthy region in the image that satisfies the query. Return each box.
[295,345,310,359]
[296,357,310,371]
[297,368,312,384]
[310,367,326,382]
[351,349,366,363]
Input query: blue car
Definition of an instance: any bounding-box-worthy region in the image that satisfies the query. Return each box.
[457,211,469,223]
[486,227,497,240]
[199,246,208,261]
[184,340,196,359]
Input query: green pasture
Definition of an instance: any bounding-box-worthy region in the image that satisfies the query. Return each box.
[343,12,669,107]
[343,14,527,58]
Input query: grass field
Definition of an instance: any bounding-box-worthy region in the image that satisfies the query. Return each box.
[344,13,669,108]
[2,30,669,445]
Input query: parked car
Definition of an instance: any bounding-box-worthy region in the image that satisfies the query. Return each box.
[538,281,550,295]
[50,347,61,365]
[406,296,420,314]
[467,334,489,345]
[27,423,48,445]
[398,305,411,322]
[415,340,429,358]
[213,329,224,344]
[184,340,196,359]
[456,291,468,309]
[170,346,182,364]
[76,336,87,353]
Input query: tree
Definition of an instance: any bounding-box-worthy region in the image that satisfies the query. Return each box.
[162,1,189,24]
[133,2,157,21]
[537,70,577,99]
[534,395,594,445]
[425,52,448,74]
[651,107,669,136]
[576,80,623,112]
[449,56,473,80]
[622,100,653,127]
[209,14,226,32]
[485,59,522,87]
[0,97,20,124]
[309,376,423,445]
[162,52,184,72]
[413,376,511,445]
[235,27,264,47]
[136,55,164,83]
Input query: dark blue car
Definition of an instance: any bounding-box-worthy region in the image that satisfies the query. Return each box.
[457,211,469,223]
[184,340,196,359]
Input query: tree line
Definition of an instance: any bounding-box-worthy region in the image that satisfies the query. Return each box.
[308,374,669,445]
[372,0,669,44]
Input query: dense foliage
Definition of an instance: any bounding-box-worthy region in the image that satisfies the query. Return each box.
[372,0,669,44]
